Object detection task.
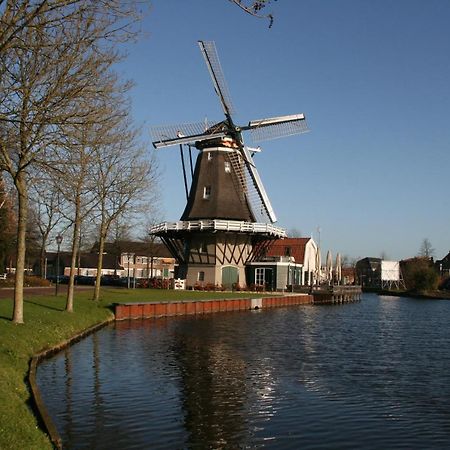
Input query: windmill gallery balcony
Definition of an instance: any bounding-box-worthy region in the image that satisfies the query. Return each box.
[150,219,287,238]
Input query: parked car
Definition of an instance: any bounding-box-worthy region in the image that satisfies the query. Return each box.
[46,275,69,284]
[74,275,95,285]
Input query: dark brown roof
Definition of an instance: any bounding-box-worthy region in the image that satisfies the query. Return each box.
[46,252,121,270]
[266,237,311,264]
[93,241,172,258]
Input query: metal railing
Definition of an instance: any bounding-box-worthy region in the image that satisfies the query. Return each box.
[150,220,286,237]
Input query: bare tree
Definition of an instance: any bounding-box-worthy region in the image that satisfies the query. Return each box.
[55,103,127,312]
[419,238,434,258]
[287,227,303,238]
[91,119,158,301]
[29,176,65,277]
[0,1,146,323]
[0,175,16,274]
[228,0,276,27]
[340,254,351,268]
[0,1,145,55]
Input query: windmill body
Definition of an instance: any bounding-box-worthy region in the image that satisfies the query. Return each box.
[181,146,254,222]
[150,41,308,289]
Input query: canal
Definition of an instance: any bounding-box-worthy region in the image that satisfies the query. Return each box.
[37,294,450,449]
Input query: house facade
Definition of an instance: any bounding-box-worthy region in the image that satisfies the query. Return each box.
[265,237,318,286]
[355,257,382,288]
[246,237,319,290]
[435,251,450,277]
[246,256,302,291]
[45,241,175,279]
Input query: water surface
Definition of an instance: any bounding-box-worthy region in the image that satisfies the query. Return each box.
[37,294,450,449]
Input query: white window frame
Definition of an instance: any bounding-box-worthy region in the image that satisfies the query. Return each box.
[255,268,265,285]
[203,186,211,199]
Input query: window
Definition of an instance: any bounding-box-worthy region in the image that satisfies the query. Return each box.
[203,186,211,199]
[224,161,231,173]
[284,247,291,257]
[199,242,207,253]
[207,152,213,161]
[198,271,205,282]
[255,268,265,285]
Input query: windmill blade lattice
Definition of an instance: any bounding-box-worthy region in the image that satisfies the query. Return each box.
[198,41,235,117]
[248,114,309,143]
[150,120,224,148]
[227,150,275,224]
[151,120,218,143]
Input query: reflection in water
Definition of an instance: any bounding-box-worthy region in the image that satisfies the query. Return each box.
[37,295,450,449]
[172,325,249,448]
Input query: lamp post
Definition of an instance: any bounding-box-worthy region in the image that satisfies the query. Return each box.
[55,234,63,296]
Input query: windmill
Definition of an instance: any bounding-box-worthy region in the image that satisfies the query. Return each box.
[150,41,309,289]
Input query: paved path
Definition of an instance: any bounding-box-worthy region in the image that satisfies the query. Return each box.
[0,285,94,299]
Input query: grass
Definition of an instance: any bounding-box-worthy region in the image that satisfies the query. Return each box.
[0,287,266,449]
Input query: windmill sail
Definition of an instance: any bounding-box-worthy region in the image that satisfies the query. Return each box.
[246,114,309,142]
[198,40,235,117]
[150,40,309,227]
[241,147,277,223]
[150,120,225,149]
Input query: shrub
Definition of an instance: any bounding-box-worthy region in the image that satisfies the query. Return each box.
[404,264,439,292]
[0,275,51,288]
[249,283,265,292]
[439,277,450,291]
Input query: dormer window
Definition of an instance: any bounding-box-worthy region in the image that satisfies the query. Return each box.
[203,186,211,199]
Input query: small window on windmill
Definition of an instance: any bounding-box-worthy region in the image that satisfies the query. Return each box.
[198,271,205,282]
[199,242,207,253]
[207,152,213,161]
[224,161,231,173]
[203,186,211,199]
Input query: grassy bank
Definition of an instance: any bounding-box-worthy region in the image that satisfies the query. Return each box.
[0,288,262,449]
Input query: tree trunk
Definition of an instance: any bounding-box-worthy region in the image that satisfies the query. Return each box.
[39,233,49,278]
[93,227,107,301]
[66,197,81,312]
[12,172,28,324]
[39,243,45,278]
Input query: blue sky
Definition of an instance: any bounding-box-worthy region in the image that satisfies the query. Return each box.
[119,0,450,261]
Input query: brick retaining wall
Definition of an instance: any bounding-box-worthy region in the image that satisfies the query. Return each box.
[114,294,313,320]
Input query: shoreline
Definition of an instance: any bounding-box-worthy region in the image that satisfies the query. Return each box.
[29,294,315,448]
[363,288,450,300]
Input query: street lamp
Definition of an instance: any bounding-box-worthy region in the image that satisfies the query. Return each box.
[55,234,63,296]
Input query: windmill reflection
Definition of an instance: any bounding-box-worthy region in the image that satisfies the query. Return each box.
[170,315,278,448]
